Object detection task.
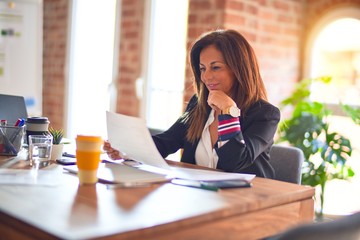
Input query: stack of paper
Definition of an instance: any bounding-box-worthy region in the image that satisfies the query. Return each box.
[105,111,255,183]
[64,163,170,184]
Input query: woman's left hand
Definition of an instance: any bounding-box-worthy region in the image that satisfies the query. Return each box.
[103,141,125,160]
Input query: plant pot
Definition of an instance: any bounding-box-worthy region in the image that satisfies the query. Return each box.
[51,144,64,160]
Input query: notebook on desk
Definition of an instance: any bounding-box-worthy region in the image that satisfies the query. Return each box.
[64,162,171,184]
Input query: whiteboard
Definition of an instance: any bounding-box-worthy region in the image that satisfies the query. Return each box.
[0,0,42,116]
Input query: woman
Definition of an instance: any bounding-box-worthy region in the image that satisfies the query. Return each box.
[104,29,280,178]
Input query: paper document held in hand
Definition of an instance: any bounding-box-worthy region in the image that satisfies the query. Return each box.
[106,111,255,182]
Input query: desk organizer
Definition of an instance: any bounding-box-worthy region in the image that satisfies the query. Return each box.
[0,125,25,155]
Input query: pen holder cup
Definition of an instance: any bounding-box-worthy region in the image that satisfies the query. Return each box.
[0,125,25,156]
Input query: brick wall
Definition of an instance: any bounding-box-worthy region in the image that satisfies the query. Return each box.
[42,0,360,128]
[42,0,69,129]
[116,0,144,116]
[185,0,304,106]
[229,0,303,106]
[184,0,227,102]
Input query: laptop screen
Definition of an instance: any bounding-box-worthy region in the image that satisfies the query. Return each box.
[0,94,28,125]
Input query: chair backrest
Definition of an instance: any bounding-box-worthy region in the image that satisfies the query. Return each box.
[269,211,360,240]
[0,94,28,125]
[148,127,164,136]
[269,145,304,184]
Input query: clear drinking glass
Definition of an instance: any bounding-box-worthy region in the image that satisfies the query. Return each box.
[28,135,53,163]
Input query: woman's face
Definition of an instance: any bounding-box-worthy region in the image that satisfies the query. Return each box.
[199,44,235,95]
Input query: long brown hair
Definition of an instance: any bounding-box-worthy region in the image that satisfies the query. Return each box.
[186,29,267,143]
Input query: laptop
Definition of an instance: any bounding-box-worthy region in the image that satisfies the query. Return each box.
[0,94,28,125]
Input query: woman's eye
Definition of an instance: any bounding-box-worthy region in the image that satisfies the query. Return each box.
[199,67,205,72]
[212,66,220,70]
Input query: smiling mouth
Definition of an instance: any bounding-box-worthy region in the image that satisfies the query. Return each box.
[207,84,218,90]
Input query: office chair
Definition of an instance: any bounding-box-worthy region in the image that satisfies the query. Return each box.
[148,127,164,136]
[267,211,360,240]
[269,145,304,184]
[148,131,304,184]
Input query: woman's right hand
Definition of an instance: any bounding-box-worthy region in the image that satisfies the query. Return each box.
[103,141,124,160]
[207,90,236,113]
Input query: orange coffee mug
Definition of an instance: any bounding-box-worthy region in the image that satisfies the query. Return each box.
[75,135,103,184]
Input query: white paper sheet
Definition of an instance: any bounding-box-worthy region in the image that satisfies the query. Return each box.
[106,111,256,182]
[0,165,63,187]
[64,163,171,184]
[169,167,255,182]
[138,164,255,182]
[106,111,170,169]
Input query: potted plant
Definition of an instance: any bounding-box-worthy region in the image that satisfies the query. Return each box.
[277,76,358,219]
[49,127,64,160]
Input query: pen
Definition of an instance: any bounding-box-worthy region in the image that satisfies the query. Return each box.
[1,120,7,126]
[63,152,76,158]
[18,118,25,127]
[9,119,25,142]
[14,118,21,126]
[171,179,219,192]
[0,127,17,154]
[0,120,5,153]
[1,119,7,135]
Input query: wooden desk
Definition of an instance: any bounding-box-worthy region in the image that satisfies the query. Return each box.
[0,151,315,240]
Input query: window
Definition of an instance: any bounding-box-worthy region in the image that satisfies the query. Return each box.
[142,0,189,130]
[309,17,360,216]
[311,18,360,106]
[141,0,189,161]
[66,0,118,139]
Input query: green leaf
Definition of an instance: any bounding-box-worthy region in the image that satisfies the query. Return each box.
[277,76,355,216]
[49,127,64,145]
[342,104,360,125]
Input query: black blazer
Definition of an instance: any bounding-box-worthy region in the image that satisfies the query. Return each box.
[153,95,281,178]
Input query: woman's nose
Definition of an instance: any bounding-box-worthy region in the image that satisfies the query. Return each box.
[202,69,212,81]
